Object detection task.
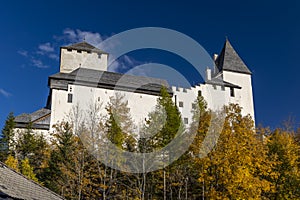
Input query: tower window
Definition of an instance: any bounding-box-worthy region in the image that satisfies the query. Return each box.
[198,90,202,96]
[184,118,189,124]
[179,101,184,107]
[230,88,235,97]
[67,93,73,103]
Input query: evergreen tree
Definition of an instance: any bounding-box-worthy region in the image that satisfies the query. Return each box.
[15,122,50,179]
[0,112,15,161]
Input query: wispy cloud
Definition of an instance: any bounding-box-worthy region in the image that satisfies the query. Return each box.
[31,59,49,69]
[38,42,54,53]
[61,28,103,46]
[0,88,12,98]
[18,50,28,57]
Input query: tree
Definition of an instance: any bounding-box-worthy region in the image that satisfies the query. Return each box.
[15,123,50,179]
[0,112,16,161]
[4,154,19,172]
[265,129,300,199]
[20,158,39,182]
[138,86,183,200]
[195,104,272,199]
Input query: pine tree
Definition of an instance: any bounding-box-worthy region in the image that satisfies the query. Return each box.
[0,112,16,161]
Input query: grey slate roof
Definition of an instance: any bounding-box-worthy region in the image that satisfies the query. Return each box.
[0,162,64,200]
[206,77,241,89]
[215,39,252,75]
[61,41,108,54]
[14,108,51,130]
[49,68,171,96]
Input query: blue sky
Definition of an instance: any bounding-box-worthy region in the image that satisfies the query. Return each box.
[0,0,299,129]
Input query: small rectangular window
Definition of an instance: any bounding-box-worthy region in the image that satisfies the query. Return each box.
[230,88,235,97]
[183,88,187,93]
[184,118,189,124]
[179,101,184,107]
[221,86,225,91]
[198,90,202,96]
[213,85,217,90]
[67,49,72,52]
[67,93,73,103]
[77,50,82,53]
[192,103,196,109]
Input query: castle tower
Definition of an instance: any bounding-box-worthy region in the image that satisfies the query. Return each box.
[59,41,108,73]
[215,39,255,120]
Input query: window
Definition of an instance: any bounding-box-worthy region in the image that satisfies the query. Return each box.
[67,49,72,52]
[67,93,73,103]
[192,103,196,109]
[179,101,184,107]
[198,90,202,96]
[213,85,217,90]
[230,88,235,97]
[221,86,225,91]
[183,88,187,93]
[77,50,82,53]
[184,118,189,124]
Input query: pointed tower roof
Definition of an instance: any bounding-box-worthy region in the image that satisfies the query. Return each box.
[215,39,251,74]
[62,41,108,54]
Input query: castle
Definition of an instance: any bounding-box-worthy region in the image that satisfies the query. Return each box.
[14,39,254,134]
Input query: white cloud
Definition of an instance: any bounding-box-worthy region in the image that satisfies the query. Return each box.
[62,28,103,46]
[38,42,54,53]
[31,59,49,69]
[0,88,11,98]
[18,50,28,57]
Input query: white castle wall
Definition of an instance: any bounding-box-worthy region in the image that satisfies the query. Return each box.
[50,84,158,131]
[60,48,108,73]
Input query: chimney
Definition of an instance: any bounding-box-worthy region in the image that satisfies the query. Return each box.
[213,53,218,61]
[206,68,211,81]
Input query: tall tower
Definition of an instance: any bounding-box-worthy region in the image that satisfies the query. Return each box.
[59,41,108,73]
[215,39,255,120]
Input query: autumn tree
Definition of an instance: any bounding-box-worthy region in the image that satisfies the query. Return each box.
[265,128,300,199]
[195,104,272,199]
